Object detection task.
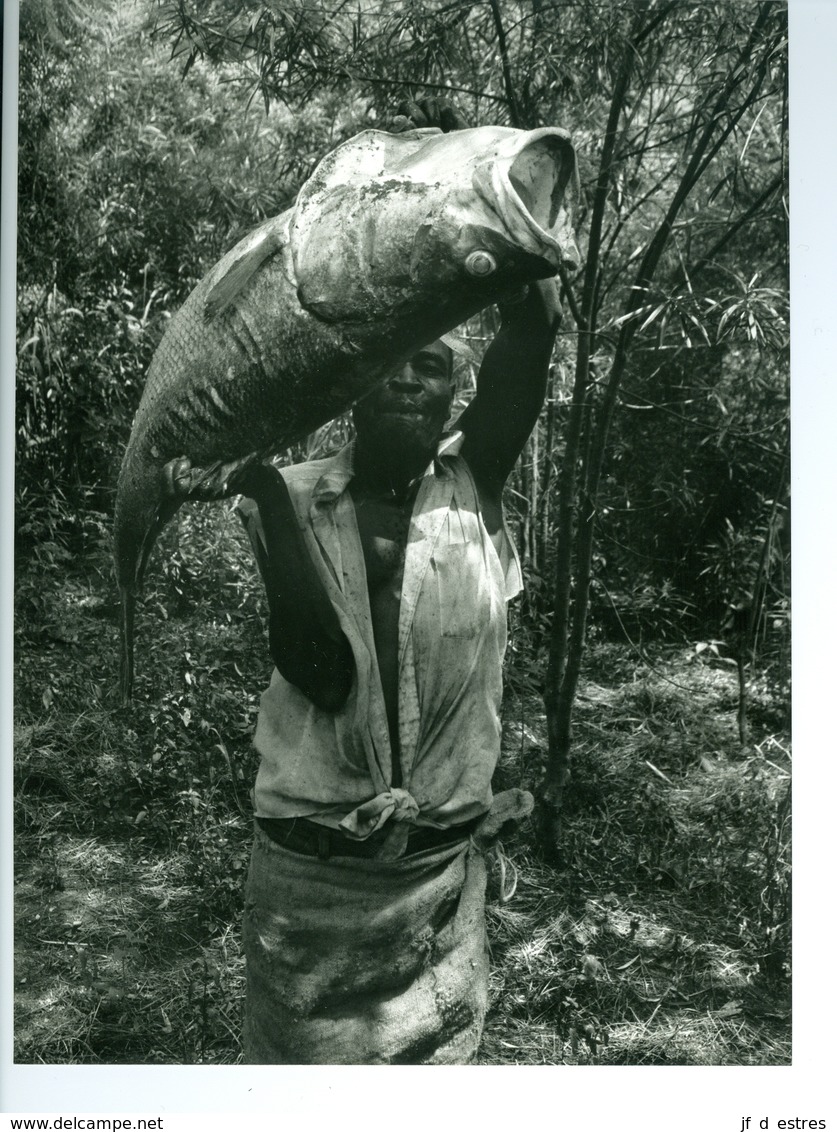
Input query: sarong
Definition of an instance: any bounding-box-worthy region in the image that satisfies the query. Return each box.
[242,824,489,1064]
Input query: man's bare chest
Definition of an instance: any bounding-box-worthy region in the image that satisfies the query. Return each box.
[349,490,413,593]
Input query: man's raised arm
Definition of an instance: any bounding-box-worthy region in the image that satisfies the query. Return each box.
[457,278,563,497]
[237,465,354,712]
[162,457,354,711]
[388,98,563,494]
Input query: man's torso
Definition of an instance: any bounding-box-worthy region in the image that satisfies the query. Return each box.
[249,442,520,832]
[350,472,507,778]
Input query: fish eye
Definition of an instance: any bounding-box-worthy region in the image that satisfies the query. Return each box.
[465,250,497,277]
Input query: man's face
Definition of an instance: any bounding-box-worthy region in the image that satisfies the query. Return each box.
[353,340,455,456]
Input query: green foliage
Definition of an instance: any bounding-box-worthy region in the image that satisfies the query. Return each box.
[15,493,265,938]
[553,646,791,979]
[596,345,788,613]
[16,284,157,491]
[17,0,92,292]
[15,0,344,499]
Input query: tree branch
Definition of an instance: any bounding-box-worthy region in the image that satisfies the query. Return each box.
[542,1,783,847]
[683,173,784,288]
[488,0,522,127]
[542,2,652,839]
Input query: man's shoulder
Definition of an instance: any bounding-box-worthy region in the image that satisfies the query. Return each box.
[279,448,349,490]
[279,455,338,484]
[445,450,503,522]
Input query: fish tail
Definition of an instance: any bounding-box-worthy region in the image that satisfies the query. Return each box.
[119,585,135,705]
[113,485,182,703]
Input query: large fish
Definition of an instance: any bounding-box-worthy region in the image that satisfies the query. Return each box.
[114,124,580,701]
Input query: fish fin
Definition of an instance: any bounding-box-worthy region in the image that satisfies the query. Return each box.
[119,586,135,705]
[137,498,182,588]
[204,227,285,320]
[119,497,182,702]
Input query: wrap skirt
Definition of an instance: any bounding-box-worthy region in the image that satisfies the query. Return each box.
[242,823,489,1064]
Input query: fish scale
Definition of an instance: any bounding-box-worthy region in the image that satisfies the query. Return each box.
[114,125,581,702]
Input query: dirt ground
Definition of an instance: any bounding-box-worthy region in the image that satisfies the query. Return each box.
[14,599,791,1065]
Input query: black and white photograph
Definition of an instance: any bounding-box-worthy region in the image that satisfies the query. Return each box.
[5,0,812,1100]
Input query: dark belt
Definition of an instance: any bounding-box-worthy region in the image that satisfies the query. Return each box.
[256,814,479,860]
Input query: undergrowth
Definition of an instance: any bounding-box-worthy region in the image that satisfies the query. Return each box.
[483,653,790,1065]
[13,492,790,1065]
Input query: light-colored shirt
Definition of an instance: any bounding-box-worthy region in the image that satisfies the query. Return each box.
[243,433,523,840]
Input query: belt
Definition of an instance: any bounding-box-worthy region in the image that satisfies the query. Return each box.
[256,814,479,860]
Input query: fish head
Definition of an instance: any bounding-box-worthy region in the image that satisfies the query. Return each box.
[396,125,580,275]
[290,125,580,333]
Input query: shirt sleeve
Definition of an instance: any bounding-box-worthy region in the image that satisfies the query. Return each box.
[235,497,269,582]
[497,517,524,601]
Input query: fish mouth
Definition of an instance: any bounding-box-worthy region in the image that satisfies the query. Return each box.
[473,128,581,272]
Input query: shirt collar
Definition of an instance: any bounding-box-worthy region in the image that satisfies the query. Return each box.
[311,431,464,506]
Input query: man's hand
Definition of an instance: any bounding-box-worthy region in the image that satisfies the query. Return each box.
[497,277,563,334]
[162,455,275,503]
[390,98,468,134]
[160,454,353,710]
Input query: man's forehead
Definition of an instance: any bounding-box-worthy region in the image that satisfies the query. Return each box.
[412,340,453,367]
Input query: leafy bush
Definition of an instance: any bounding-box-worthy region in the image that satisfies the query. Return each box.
[16,0,345,503]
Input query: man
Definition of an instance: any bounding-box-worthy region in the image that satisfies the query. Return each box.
[166,107,564,1064]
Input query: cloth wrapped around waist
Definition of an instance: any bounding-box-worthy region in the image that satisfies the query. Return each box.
[243,830,487,1064]
[242,788,533,1064]
[258,786,534,860]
